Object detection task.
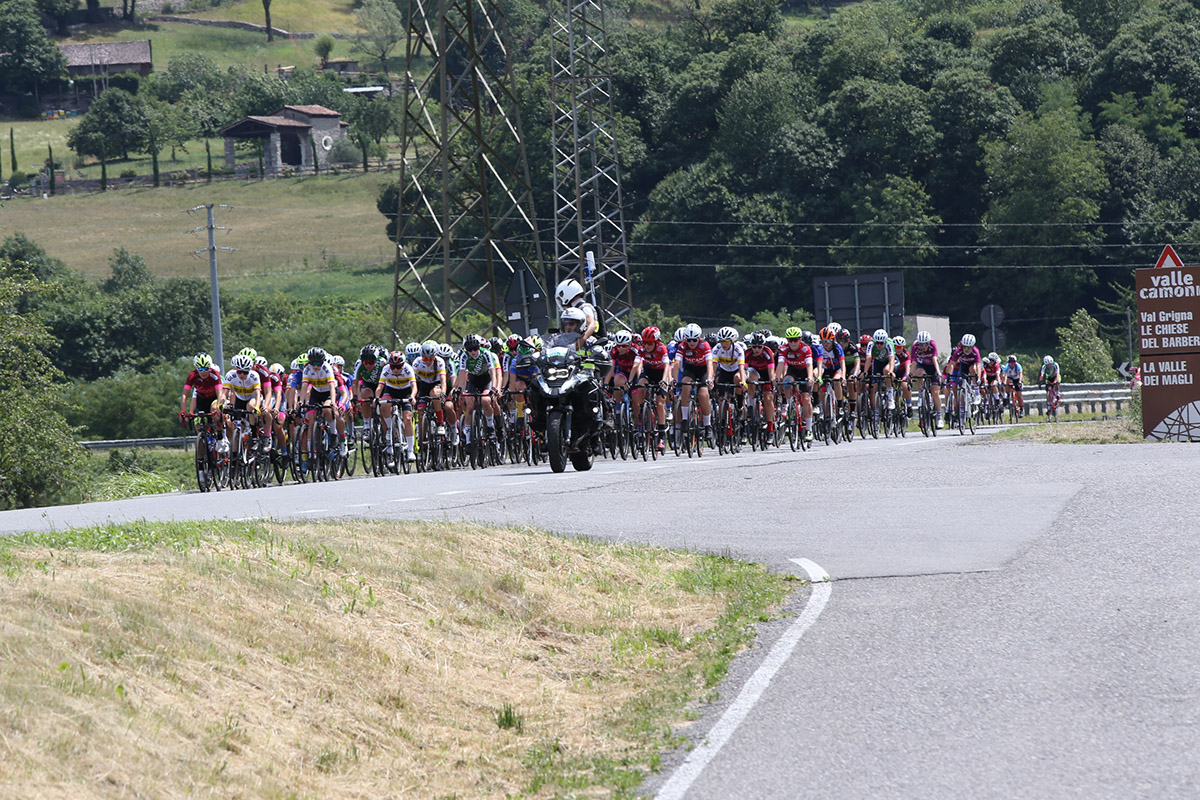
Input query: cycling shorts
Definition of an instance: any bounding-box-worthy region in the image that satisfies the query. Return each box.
[715,369,740,386]
[1009,378,1023,391]
[305,389,331,417]
[870,359,889,375]
[196,395,217,414]
[641,367,666,386]
[416,380,440,398]
[381,387,412,406]
[985,373,998,385]
[680,363,708,383]
[467,373,493,393]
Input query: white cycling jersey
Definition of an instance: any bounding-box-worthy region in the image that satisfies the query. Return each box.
[223,369,261,401]
[711,341,746,372]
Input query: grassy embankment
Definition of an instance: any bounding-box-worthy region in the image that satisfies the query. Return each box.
[0,518,792,798]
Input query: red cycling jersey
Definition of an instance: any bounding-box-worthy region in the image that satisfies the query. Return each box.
[894,346,910,365]
[611,344,642,373]
[674,340,712,367]
[777,343,813,369]
[184,367,222,398]
[641,342,671,370]
[745,346,775,373]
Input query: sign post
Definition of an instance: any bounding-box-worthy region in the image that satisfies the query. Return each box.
[1136,254,1200,440]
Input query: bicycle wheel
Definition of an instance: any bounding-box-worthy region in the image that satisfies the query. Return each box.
[195,435,212,492]
[343,419,358,476]
[786,399,799,452]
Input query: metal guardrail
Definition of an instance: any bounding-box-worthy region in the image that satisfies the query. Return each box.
[1010,381,1133,416]
[81,437,192,451]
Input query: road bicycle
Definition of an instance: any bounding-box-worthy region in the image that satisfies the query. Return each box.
[187,410,226,492]
[1043,382,1061,422]
[915,374,938,438]
[713,381,743,455]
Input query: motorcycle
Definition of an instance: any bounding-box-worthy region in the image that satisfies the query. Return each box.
[523,335,610,473]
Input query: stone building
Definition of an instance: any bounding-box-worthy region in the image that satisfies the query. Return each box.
[219,105,348,175]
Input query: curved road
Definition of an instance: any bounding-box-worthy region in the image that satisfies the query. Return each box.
[2,432,1197,798]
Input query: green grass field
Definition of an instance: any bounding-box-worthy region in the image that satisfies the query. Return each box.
[191,0,363,35]
[1,172,397,280]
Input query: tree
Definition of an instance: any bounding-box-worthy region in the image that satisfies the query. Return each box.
[315,34,336,69]
[0,268,85,509]
[1056,309,1117,381]
[354,0,406,78]
[711,0,784,42]
[67,88,150,161]
[263,0,275,42]
[833,174,942,267]
[101,247,153,294]
[1061,0,1143,46]
[821,78,940,179]
[0,233,69,283]
[987,10,1096,110]
[37,0,80,36]
[0,0,67,97]
[1098,82,1187,154]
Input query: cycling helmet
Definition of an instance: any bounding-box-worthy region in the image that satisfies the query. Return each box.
[893,335,907,348]
[873,329,889,344]
[672,327,685,343]
[307,347,326,366]
[837,329,853,345]
[642,326,661,344]
[388,349,405,366]
[373,345,389,360]
[747,332,766,347]
[437,343,454,359]
[1043,355,1055,365]
[705,332,719,346]
[464,333,484,350]
[361,345,378,362]
[237,347,258,361]
[560,307,587,329]
[859,334,873,346]
[915,330,932,345]
[716,326,738,343]
[802,331,817,346]
[768,336,786,351]
[289,359,299,371]
[960,334,976,348]
[506,334,520,350]
[516,337,535,355]
[194,352,213,369]
[531,335,544,349]
[784,326,802,339]
[489,337,504,354]
[819,325,838,342]
[612,330,633,346]
[683,323,703,341]
[1008,354,1017,363]
[987,351,1000,363]
[231,353,253,371]
[270,362,285,376]
[555,278,585,307]
[826,321,843,336]
[297,353,309,367]
[331,355,345,369]
[420,340,438,357]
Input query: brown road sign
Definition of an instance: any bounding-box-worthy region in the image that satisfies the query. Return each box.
[1136,265,1200,356]
[1141,353,1200,440]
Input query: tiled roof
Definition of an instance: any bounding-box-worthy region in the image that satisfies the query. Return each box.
[245,115,313,129]
[59,41,152,68]
[281,104,341,117]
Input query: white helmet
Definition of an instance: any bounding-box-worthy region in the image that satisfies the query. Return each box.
[254,355,268,369]
[612,329,633,346]
[673,327,686,343]
[873,329,889,344]
[961,334,976,348]
[420,340,437,357]
[437,343,454,359]
[556,278,585,307]
[560,306,586,328]
[988,351,1000,363]
[893,335,907,347]
[231,354,253,371]
[915,330,932,345]
[405,342,421,357]
[331,355,345,368]
[683,323,703,342]
[289,359,299,371]
[716,326,739,342]
[1043,354,1055,365]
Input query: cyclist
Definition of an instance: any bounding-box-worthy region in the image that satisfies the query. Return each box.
[268,362,289,455]
[454,333,502,446]
[862,329,897,419]
[982,352,1003,411]
[673,323,714,441]
[636,326,672,451]
[945,334,983,420]
[609,329,644,397]
[222,353,264,448]
[404,341,421,365]
[180,351,225,424]
[744,331,777,438]
[506,337,540,431]
[776,325,816,443]
[892,335,912,416]
[817,325,846,419]
[377,349,418,465]
[711,326,746,401]
[352,345,385,442]
[299,346,346,458]
[910,331,943,428]
[1003,355,1025,417]
[414,339,456,445]
[1038,354,1061,403]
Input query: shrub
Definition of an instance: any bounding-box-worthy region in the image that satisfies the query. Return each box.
[7,170,28,188]
[329,136,359,165]
[119,168,138,180]
[1056,309,1117,382]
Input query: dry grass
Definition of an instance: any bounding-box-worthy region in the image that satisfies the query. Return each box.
[988,418,1145,444]
[0,520,788,798]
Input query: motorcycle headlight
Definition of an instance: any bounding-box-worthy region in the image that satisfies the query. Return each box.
[546,367,571,381]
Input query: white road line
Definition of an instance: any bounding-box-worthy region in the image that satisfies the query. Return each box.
[346,503,373,509]
[655,558,831,800]
[502,480,535,486]
[231,516,254,521]
[297,509,327,515]
[437,490,469,496]
[388,497,420,503]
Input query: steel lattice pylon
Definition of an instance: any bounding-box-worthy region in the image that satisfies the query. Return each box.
[549,0,633,331]
[391,0,544,341]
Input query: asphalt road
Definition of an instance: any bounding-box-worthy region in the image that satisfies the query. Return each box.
[2,431,1197,798]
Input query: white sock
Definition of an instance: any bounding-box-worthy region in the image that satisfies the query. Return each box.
[680,406,690,420]
[702,414,710,426]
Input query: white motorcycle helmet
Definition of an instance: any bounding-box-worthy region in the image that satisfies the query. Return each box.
[556,278,585,308]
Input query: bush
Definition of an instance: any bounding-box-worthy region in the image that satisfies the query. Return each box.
[107,72,140,94]
[161,1,174,11]
[1056,309,1117,383]
[119,168,138,180]
[328,136,359,165]
[7,170,28,188]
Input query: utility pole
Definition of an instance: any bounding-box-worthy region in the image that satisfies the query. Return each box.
[191,204,233,368]
[1126,306,1133,366]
